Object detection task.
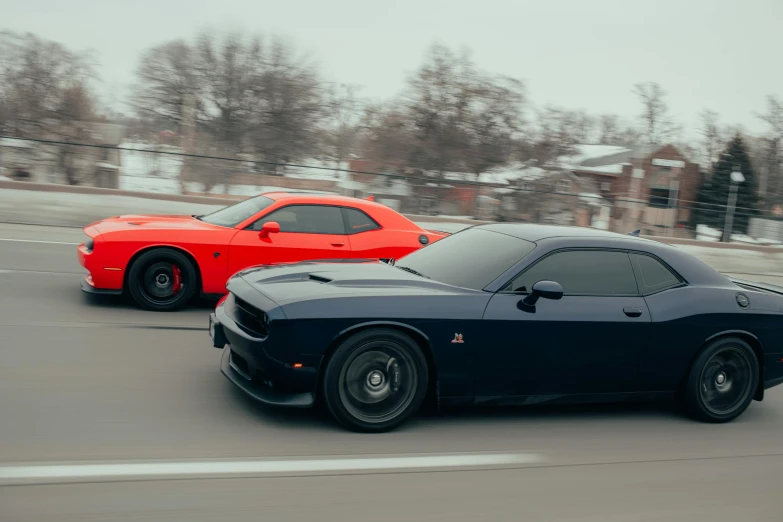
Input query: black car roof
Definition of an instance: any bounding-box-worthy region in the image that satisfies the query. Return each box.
[471,223,731,289]
[477,223,651,242]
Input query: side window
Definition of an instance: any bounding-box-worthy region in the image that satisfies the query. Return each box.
[630,253,680,293]
[249,205,345,234]
[343,208,381,234]
[506,250,638,296]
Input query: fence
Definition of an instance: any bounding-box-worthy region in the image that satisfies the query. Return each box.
[0,135,775,241]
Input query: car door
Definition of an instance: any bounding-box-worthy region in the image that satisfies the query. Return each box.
[477,249,651,400]
[226,204,350,279]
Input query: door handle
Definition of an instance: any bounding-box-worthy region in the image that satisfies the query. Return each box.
[623,307,643,317]
[331,242,345,247]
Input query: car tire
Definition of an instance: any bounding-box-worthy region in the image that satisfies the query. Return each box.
[127,248,198,311]
[322,328,428,433]
[683,336,759,423]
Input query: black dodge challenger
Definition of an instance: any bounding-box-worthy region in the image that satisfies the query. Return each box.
[209,223,783,432]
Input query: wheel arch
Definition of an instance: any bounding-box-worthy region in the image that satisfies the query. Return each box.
[124,244,204,293]
[316,321,440,410]
[689,330,765,401]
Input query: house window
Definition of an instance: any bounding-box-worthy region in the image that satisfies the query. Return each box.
[556,180,570,193]
[522,183,534,192]
[601,182,611,192]
[649,188,671,208]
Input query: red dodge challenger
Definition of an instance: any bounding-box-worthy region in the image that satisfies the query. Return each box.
[78,192,447,311]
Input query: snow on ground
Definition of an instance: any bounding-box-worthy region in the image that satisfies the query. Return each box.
[119,141,183,179]
[572,164,626,175]
[120,175,181,195]
[442,164,556,185]
[284,160,350,181]
[182,182,333,196]
[0,138,34,149]
[560,145,631,167]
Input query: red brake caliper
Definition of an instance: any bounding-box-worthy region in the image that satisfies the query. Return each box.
[172,264,182,295]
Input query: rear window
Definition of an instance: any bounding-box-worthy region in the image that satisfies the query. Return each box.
[630,253,680,293]
[343,208,381,234]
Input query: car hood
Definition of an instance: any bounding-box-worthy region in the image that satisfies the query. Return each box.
[88,214,224,234]
[232,261,477,306]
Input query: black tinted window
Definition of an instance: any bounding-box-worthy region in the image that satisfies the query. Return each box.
[343,208,380,234]
[631,253,679,292]
[507,250,638,295]
[395,228,535,290]
[250,205,345,234]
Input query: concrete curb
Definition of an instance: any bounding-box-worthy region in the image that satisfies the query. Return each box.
[3,179,782,253]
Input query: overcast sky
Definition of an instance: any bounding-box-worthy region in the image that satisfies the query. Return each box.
[3,0,781,138]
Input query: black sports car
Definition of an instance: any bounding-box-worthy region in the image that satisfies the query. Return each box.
[209,223,783,432]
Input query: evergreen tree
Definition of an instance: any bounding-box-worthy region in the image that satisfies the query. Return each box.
[694,135,758,238]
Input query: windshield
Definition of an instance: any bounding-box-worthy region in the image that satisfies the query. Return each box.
[395,228,536,290]
[198,196,275,228]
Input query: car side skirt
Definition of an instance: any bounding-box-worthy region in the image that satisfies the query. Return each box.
[469,391,676,408]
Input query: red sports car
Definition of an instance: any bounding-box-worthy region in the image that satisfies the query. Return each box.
[78,192,447,311]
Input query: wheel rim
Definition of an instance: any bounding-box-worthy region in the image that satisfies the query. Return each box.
[699,346,753,416]
[338,341,418,424]
[139,260,185,305]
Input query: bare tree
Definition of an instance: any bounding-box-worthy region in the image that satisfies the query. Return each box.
[699,110,725,169]
[0,31,101,184]
[529,106,585,165]
[193,32,261,153]
[249,38,325,173]
[462,75,526,178]
[405,43,475,176]
[403,43,526,180]
[131,40,198,138]
[755,96,783,205]
[358,102,415,167]
[322,83,363,170]
[597,114,620,144]
[0,31,96,137]
[633,81,680,144]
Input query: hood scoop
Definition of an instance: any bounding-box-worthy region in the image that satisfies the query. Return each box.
[308,274,332,283]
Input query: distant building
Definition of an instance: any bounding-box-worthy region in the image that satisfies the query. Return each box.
[562,144,702,236]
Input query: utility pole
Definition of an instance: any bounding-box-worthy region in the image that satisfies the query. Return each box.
[722,164,745,242]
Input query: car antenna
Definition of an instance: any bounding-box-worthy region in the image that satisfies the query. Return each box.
[627,229,640,237]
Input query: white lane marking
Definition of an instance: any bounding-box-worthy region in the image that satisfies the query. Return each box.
[0,269,77,275]
[0,453,543,483]
[0,238,79,245]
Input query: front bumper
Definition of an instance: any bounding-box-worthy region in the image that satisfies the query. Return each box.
[77,242,124,293]
[80,275,122,295]
[211,306,317,408]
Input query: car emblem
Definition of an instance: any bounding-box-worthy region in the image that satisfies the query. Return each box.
[451,333,464,343]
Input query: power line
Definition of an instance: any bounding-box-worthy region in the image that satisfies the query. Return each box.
[0,135,774,218]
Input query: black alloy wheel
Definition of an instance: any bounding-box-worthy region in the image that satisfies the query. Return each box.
[322,328,428,432]
[127,248,197,311]
[684,337,758,423]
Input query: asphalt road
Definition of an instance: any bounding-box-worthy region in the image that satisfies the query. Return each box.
[1,223,783,521]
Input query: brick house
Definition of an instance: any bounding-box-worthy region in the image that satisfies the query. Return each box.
[564,144,702,236]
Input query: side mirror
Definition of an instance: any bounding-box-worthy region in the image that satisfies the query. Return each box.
[259,221,280,239]
[521,280,563,307]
